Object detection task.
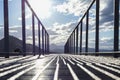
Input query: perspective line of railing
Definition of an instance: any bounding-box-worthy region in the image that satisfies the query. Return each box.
[64,0,119,58]
[3,0,49,58]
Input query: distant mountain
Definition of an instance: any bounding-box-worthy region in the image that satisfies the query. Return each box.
[50,44,113,53]
[82,47,113,52]
[0,36,40,54]
[50,44,64,53]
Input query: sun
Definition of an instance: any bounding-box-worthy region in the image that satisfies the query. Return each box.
[29,0,52,19]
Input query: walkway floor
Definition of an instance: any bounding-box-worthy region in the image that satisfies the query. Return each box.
[0,54,120,80]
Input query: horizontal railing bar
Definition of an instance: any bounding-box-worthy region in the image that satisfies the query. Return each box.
[66,0,95,44]
[25,0,46,30]
[77,0,95,26]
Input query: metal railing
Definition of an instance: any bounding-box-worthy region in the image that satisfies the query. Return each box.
[64,0,119,57]
[3,0,49,58]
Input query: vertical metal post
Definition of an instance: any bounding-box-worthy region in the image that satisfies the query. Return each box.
[69,37,71,53]
[70,38,71,53]
[45,31,47,54]
[66,41,69,53]
[22,0,26,56]
[114,0,119,58]
[4,0,9,58]
[73,31,75,54]
[68,39,69,53]
[71,34,73,53]
[47,33,49,53]
[69,39,70,53]
[32,13,35,56]
[76,27,79,54]
[95,0,99,54]
[38,21,41,55]
[80,22,83,53]
[86,11,89,53]
[65,42,67,53]
[48,34,50,53]
[64,44,66,53]
[42,27,44,55]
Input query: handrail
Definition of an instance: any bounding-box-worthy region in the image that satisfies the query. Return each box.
[64,0,119,58]
[3,0,50,58]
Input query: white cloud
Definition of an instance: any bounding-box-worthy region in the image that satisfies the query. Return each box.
[9,30,18,33]
[18,13,32,21]
[8,0,13,1]
[54,0,92,16]
[48,21,77,45]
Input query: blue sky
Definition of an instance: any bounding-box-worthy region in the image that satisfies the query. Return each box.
[0,0,120,52]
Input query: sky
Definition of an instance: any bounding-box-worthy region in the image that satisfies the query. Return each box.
[0,0,120,52]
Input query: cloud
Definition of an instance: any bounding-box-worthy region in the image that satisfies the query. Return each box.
[0,24,3,27]
[8,0,13,1]
[48,21,77,45]
[87,37,113,49]
[46,29,58,35]
[54,0,92,16]
[9,25,21,33]
[99,37,113,49]
[100,0,114,25]
[18,13,32,21]
[54,0,117,33]
[9,30,18,33]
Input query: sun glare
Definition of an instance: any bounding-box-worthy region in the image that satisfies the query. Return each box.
[29,0,52,19]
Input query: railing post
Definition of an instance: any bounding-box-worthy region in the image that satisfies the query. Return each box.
[47,33,48,53]
[66,41,68,53]
[4,0,9,58]
[73,31,75,54]
[86,11,89,53]
[80,21,83,53]
[32,13,35,56]
[68,39,69,53]
[48,34,50,53]
[95,0,99,54]
[76,27,79,54]
[45,31,47,54]
[69,36,71,53]
[42,27,44,55]
[38,21,41,55]
[22,0,26,56]
[72,33,74,54]
[114,0,119,58]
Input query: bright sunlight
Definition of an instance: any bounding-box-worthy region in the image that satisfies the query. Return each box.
[29,0,52,19]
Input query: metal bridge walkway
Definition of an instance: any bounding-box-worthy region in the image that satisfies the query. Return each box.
[0,54,120,80]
